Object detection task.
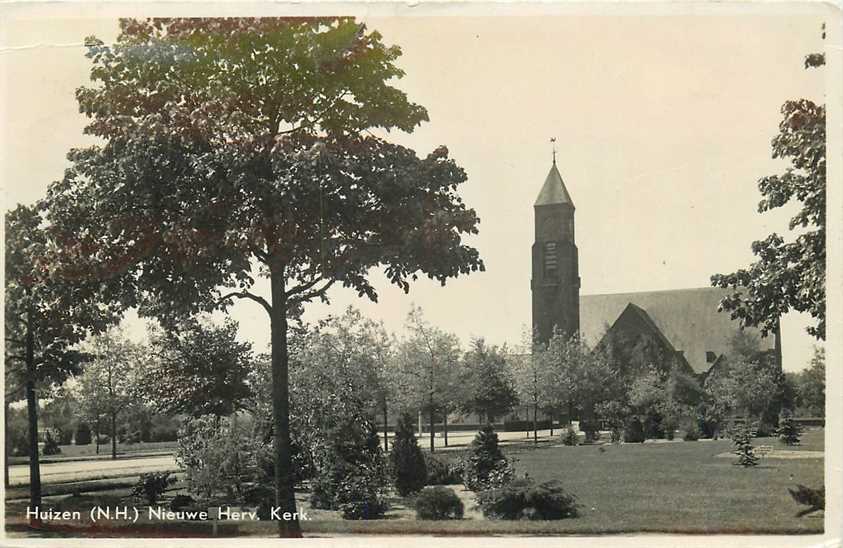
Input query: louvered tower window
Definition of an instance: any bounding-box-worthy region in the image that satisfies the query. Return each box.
[544,242,558,277]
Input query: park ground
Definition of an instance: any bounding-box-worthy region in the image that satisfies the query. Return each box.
[5,429,825,537]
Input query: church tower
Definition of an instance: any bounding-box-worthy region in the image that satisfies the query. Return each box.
[531,156,580,344]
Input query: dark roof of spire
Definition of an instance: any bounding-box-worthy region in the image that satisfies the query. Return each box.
[534,162,574,207]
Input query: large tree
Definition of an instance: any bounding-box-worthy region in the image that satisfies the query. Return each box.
[396,306,463,452]
[5,204,124,511]
[461,338,519,425]
[711,45,826,340]
[46,18,483,536]
[75,330,145,459]
[144,317,254,419]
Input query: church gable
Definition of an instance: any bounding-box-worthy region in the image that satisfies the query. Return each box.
[580,287,776,375]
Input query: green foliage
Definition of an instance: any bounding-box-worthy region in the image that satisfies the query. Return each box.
[414,486,464,520]
[170,494,195,512]
[682,421,700,441]
[132,472,176,505]
[562,426,578,446]
[462,425,514,491]
[310,414,387,514]
[423,452,462,486]
[144,317,254,418]
[389,413,427,496]
[777,409,801,446]
[475,478,579,520]
[792,347,825,416]
[42,431,62,455]
[711,52,826,340]
[623,417,645,443]
[732,425,759,467]
[175,415,252,500]
[460,338,519,423]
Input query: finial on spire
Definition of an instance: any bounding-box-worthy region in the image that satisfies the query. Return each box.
[550,137,557,165]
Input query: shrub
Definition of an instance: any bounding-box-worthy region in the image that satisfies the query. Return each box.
[561,426,578,446]
[243,484,275,520]
[169,494,195,511]
[423,452,462,485]
[132,472,176,505]
[310,414,388,516]
[75,423,92,445]
[777,410,801,446]
[476,478,578,520]
[335,475,388,520]
[623,417,645,443]
[462,425,513,491]
[682,422,700,441]
[580,421,600,443]
[42,431,62,455]
[175,415,252,500]
[390,413,427,496]
[754,420,776,438]
[610,427,622,444]
[415,486,464,520]
[732,425,759,467]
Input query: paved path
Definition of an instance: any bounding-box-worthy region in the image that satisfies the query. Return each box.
[9,455,178,487]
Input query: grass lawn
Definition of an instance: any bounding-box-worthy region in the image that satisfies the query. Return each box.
[6,431,824,537]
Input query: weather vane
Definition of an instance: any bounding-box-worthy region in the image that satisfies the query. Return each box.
[550,137,557,165]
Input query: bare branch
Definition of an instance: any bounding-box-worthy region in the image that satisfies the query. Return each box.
[288,279,336,304]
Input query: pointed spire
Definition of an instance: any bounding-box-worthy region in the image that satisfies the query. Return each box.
[534,161,574,207]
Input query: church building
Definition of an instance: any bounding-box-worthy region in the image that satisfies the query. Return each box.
[530,158,780,379]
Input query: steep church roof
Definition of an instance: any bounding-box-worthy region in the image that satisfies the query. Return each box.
[534,162,574,207]
[579,287,776,374]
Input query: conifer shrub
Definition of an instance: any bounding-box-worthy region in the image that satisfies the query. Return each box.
[310,414,388,519]
[561,426,578,446]
[623,416,645,443]
[777,409,801,446]
[462,425,514,491]
[476,478,579,520]
[414,486,464,520]
[75,423,92,445]
[390,413,427,496]
[732,425,759,467]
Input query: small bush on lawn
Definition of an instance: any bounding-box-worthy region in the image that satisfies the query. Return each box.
[169,494,195,511]
[732,425,759,467]
[476,478,579,520]
[561,426,578,446]
[75,423,92,445]
[623,417,645,443]
[415,486,464,520]
[42,431,62,455]
[390,413,427,495]
[336,475,388,520]
[423,452,462,485]
[777,409,801,446]
[132,472,176,505]
[462,425,514,491]
[683,422,700,441]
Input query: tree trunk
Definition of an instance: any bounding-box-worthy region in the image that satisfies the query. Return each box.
[533,402,538,444]
[24,314,41,516]
[429,405,435,453]
[382,400,388,453]
[110,412,117,460]
[4,400,10,489]
[94,418,100,455]
[269,268,302,538]
[550,411,554,437]
[444,411,448,447]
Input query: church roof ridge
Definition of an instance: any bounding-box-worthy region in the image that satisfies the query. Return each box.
[582,286,733,298]
[534,162,574,207]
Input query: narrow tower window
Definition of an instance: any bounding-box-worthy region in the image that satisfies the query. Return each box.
[544,242,558,277]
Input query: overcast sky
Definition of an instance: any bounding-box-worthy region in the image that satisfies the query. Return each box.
[1,13,828,372]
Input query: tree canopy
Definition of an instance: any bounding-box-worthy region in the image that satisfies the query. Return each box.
[46,18,485,535]
[711,46,825,340]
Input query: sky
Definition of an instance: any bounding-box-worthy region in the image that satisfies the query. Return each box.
[0,13,828,372]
